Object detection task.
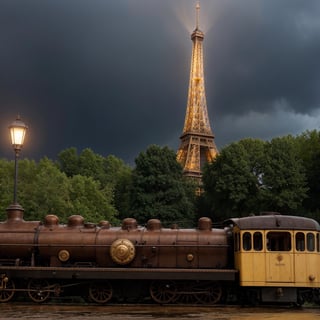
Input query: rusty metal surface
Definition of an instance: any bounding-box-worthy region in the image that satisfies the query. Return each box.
[0,208,229,270]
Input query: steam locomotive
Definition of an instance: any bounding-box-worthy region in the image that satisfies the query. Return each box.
[1,204,320,305]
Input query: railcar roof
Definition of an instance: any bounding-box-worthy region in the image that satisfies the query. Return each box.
[225,213,320,231]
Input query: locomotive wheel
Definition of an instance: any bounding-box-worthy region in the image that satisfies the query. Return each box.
[195,281,222,304]
[174,292,198,304]
[88,281,113,304]
[0,279,15,303]
[173,282,198,304]
[27,279,50,303]
[150,280,177,304]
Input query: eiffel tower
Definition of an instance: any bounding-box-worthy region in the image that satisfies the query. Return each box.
[177,3,218,183]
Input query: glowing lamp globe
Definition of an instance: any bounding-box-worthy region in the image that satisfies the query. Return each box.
[9,116,28,151]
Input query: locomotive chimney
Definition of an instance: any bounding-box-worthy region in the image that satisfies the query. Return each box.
[6,203,25,222]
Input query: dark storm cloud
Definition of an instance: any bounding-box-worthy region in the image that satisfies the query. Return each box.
[0,0,319,164]
[208,0,320,115]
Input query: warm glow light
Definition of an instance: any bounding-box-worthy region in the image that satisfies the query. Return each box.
[9,116,28,150]
[173,2,215,34]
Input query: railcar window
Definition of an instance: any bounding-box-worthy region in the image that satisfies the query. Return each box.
[243,232,252,251]
[307,233,315,252]
[317,233,320,252]
[253,232,263,251]
[267,232,291,251]
[296,232,305,251]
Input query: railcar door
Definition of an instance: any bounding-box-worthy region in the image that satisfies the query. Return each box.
[265,231,294,283]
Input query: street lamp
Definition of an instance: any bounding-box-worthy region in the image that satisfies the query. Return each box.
[8,115,28,206]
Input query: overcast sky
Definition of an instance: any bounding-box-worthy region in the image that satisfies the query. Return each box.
[0,0,320,165]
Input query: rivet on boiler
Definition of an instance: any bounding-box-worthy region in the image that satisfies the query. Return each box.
[186,254,194,262]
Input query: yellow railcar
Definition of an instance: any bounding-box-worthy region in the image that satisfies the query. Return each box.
[227,213,320,304]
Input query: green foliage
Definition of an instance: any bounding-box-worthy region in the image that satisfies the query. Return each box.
[202,136,308,220]
[0,157,119,223]
[57,148,133,219]
[295,130,320,215]
[260,136,308,213]
[57,147,79,177]
[102,155,133,214]
[26,158,72,221]
[58,147,107,184]
[104,155,131,187]
[107,155,133,219]
[0,160,14,220]
[129,145,196,226]
[202,139,265,220]
[78,148,106,183]
[69,175,118,224]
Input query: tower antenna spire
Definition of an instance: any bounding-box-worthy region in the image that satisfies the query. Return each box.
[196,1,200,29]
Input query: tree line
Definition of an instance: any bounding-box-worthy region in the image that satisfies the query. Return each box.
[0,130,319,226]
[202,131,320,221]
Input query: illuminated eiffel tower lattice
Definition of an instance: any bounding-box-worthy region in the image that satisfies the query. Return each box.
[177,3,218,183]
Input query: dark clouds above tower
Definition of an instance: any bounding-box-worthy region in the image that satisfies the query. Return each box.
[0,0,319,164]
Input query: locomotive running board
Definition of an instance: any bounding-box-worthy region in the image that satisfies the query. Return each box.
[0,266,237,281]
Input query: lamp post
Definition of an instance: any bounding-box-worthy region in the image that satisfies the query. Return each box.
[8,115,28,206]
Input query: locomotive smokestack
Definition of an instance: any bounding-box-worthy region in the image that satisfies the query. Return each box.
[6,203,24,222]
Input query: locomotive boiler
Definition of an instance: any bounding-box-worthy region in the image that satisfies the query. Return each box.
[0,205,235,304]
